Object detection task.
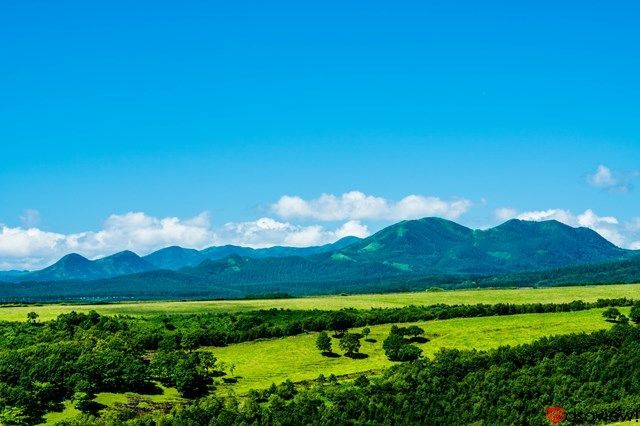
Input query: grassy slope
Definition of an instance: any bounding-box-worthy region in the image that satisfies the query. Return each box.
[2,284,640,322]
[212,307,628,395]
[40,383,183,425]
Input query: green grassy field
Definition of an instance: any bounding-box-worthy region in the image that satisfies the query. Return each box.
[212,307,628,395]
[2,283,639,322]
[40,383,183,425]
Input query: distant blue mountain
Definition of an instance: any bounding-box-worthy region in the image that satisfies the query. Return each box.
[19,251,154,282]
[143,236,361,270]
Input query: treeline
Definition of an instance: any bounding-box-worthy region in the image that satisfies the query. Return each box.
[60,324,640,425]
[151,297,635,347]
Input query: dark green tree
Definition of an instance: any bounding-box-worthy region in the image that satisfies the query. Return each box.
[315,331,332,354]
[329,311,355,336]
[339,333,361,357]
[602,307,621,321]
[630,304,640,324]
[405,325,425,338]
[382,333,405,360]
[26,311,39,325]
[174,355,210,398]
[361,327,371,339]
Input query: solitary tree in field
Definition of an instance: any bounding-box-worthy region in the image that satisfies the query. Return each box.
[405,325,425,339]
[339,333,361,358]
[316,331,332,354]
[26,312,39,325]
[361,327,371,340]
[602,307,621,321]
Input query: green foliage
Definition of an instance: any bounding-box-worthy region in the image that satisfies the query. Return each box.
[603,307,630,324]
[405,325,425,337]
[72,392,93,413]
[173,354,210,398]
[603,307,622,319]
[382,332,424,361]
[0,406,28,425]
[26,312,39,325]
[315,331,332,353]
[338,333,361,357]
[630,303,640,323]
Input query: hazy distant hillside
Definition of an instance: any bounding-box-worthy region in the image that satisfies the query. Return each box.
[19,251,155,282]
[143,236,361,270]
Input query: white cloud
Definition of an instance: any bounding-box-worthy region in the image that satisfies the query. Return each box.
[494,207,518,221]
[495,207,628,248]
[587,165,635,192]
[516,209,575,224]
[0,212,217,270]
[335,220,370,239]
[272,191,472,221]
[0,212,372,270]
[631,241,640,250]
[221,218,370,248]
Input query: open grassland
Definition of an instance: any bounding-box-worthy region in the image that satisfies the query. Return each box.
[40,383,183,425]
[2,283,639,322]
[212,307,629,395]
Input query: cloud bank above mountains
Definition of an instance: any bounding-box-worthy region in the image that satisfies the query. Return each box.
[0,211,370,270]
[1,188,638,270]
[272,191,471,221]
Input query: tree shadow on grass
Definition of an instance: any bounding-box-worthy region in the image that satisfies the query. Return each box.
[138,382,164,395]
[364,338,377,343]
[222,377,238,384]
[321,351,341,358]
[346,353,369,360]
[407,336,430,344]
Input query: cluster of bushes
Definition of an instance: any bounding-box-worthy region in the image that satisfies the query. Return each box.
[382,325,424,361]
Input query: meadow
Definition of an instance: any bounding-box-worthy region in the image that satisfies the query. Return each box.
[1,283,639,322]
[3,284,637,425]
[213,307,627,395]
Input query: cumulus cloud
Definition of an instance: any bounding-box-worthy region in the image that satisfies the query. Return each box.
[494,207,518,221]
[0,212,371,270]
[272,191,471,221]
[587,165,636,192]
[494,207,628,247]
[220,218,369,248]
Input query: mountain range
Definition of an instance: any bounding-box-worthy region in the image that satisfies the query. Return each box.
[0,218,638,301]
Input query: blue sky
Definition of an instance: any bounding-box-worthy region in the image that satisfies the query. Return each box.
[1,1,639,269]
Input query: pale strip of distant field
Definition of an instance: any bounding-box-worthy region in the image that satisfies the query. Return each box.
[2,283,639,322]
[212,307,629,395]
